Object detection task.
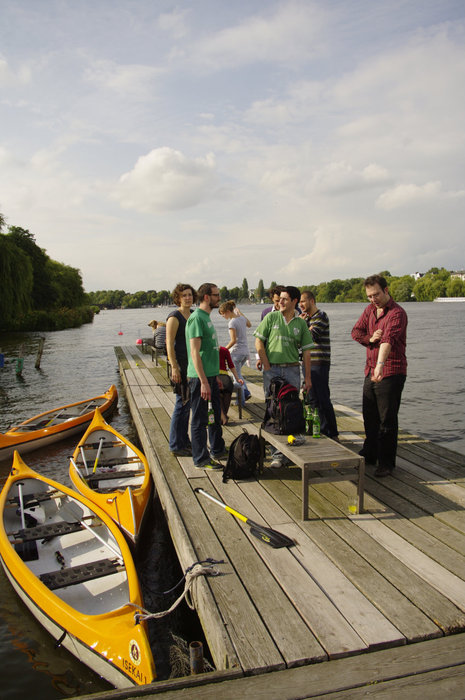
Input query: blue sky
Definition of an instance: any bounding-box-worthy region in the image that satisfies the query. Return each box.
[1,0,464,292]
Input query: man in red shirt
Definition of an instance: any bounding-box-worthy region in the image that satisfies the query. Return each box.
[352,275,407,477]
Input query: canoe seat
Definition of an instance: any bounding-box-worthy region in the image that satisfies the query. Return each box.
[40,558,123,590]
[13,520,85,543]
[86,468,144,484]
[9,490,59,508]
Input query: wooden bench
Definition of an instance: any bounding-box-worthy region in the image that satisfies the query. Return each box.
[259,429,365,520]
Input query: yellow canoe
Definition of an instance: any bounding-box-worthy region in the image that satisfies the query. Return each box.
[69,408,152,547]
[0,452,156,688]
[0,385,118,462]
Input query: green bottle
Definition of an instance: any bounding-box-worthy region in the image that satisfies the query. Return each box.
[207,401,215,425]
[305,404,313,435]
[312,408,321,438]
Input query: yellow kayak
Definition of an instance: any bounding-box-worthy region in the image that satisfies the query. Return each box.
[69,408,152,546]
[0,385,118,462]
[0,452,156,688]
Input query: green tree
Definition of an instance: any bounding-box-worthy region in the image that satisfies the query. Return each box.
[0,234,33,325]
[446,278,465,297]
[256,279,265,302]
[389,275,415,302]
[241,277,249,300]
[47,259,85,308]
[7,226,54,309]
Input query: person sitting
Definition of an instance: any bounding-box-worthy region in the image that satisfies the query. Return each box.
[218,346,244,425]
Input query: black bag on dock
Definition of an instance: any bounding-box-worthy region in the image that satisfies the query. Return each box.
[263,377,305,435]
[223,430,260,483]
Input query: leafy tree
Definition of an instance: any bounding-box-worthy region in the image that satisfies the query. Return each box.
[389,275,415,302]
[0,234,33,324]
[241,277,249,300]
[7,226,54,309]
[256,279,265,302]
[47,259,85,308]
[446,278,465,297]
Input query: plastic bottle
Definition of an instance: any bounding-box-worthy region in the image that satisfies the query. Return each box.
[207,401,215,425]
[312,408,321,438]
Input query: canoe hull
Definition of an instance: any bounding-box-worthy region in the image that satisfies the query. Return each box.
[0,386,118,462]
[0,454,156,688]
[69,409,152,545]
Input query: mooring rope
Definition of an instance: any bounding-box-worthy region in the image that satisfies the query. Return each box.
[131,560,223,621]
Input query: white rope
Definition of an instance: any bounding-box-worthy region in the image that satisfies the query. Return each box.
[131,562,220,621]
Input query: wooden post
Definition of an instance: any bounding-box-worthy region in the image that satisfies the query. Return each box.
[35,337,45,369]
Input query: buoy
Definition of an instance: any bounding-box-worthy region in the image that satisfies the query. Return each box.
[118,331,123,335]
[136,338,143,345]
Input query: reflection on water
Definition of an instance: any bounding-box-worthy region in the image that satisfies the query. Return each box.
[0,302,464,698]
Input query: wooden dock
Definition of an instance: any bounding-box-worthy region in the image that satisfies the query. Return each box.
[93,345,465,698]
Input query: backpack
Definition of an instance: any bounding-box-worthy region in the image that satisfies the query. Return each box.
[263,377,305,435]
[222,430,261,483]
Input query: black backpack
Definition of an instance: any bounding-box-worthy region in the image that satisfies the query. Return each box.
[222,430,261,483]
[263,377,305,435]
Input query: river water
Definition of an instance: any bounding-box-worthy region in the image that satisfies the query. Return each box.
[0,302,464,698]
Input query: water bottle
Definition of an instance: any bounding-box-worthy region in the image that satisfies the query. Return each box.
[207,401,215,425]
[312,408,321,438]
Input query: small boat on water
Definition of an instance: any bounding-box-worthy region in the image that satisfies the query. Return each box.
[0,453,156,689]
[0,386,118,463]
[69,409,152,546]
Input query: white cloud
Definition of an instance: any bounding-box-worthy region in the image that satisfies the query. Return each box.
[84,60,163,97]
[189,2,328,70]
[376,182,465,210]
[114,147,218,212]
[158,9,190,39]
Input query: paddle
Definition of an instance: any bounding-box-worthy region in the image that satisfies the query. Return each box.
[59,500,123,563]
[195,488,294,549]
[92,437,105,472]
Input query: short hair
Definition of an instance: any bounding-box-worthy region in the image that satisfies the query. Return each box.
[219,300,236,315]
[300,290,315,302]
[197,282,217,301]
[172,283,197,307]
[364,274,388,290]
[269,284,285,298]
[283,285,301,303]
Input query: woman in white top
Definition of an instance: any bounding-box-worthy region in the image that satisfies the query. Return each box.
[219,301,252,404]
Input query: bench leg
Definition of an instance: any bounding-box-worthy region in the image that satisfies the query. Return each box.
[237,386,243,419]
[357,458,365,513]
[302,468,309,521]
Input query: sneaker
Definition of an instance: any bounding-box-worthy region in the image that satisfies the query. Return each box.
[171,448,192,457]
[194,459,223,470]
[243,390,252,401]
[375,465,394,477]
[211,448,228,459]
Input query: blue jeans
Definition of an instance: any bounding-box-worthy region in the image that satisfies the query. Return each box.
[169,393,191,451]
[307,363,338,439]
[231,352,249,404]
[263,364,301,462]
[362,374,406,470]
[188,377,225,466]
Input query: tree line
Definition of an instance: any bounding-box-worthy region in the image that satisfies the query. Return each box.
[0,215,90,332]
[1,211,463,332]
[88,269,465,310]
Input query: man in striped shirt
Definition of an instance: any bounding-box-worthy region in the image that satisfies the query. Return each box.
[352,275,407,477]
[299,291,339,440]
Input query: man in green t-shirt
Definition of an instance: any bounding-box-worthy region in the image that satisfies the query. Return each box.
[254,285,313,467]
[186,282,226,469]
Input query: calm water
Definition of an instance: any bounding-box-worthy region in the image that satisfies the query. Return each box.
[0,302,464,698]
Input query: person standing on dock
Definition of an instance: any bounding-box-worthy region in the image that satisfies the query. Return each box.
[254,285,313,468]
[351,274,407,478]
[166,283,197,457]
[299,291,339,440]
[186,282,226,470]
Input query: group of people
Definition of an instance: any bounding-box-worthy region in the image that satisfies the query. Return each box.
[163,275,408,477]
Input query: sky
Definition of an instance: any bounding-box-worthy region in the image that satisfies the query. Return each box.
[1,0,464,293]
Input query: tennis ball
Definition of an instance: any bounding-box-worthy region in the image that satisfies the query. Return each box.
[288,435,295,445]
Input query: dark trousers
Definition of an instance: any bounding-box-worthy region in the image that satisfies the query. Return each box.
[188,376,225,466]
[307,363,338,438]
[362,374,406,470]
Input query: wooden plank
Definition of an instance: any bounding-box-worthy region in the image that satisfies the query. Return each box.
[195,477,327,667]
[352,514,465,611]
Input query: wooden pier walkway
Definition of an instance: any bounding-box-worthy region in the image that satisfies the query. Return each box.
[102,345,465,698]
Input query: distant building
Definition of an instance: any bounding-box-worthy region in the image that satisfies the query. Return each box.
[412,272,424,280]
[450,270,465,281]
